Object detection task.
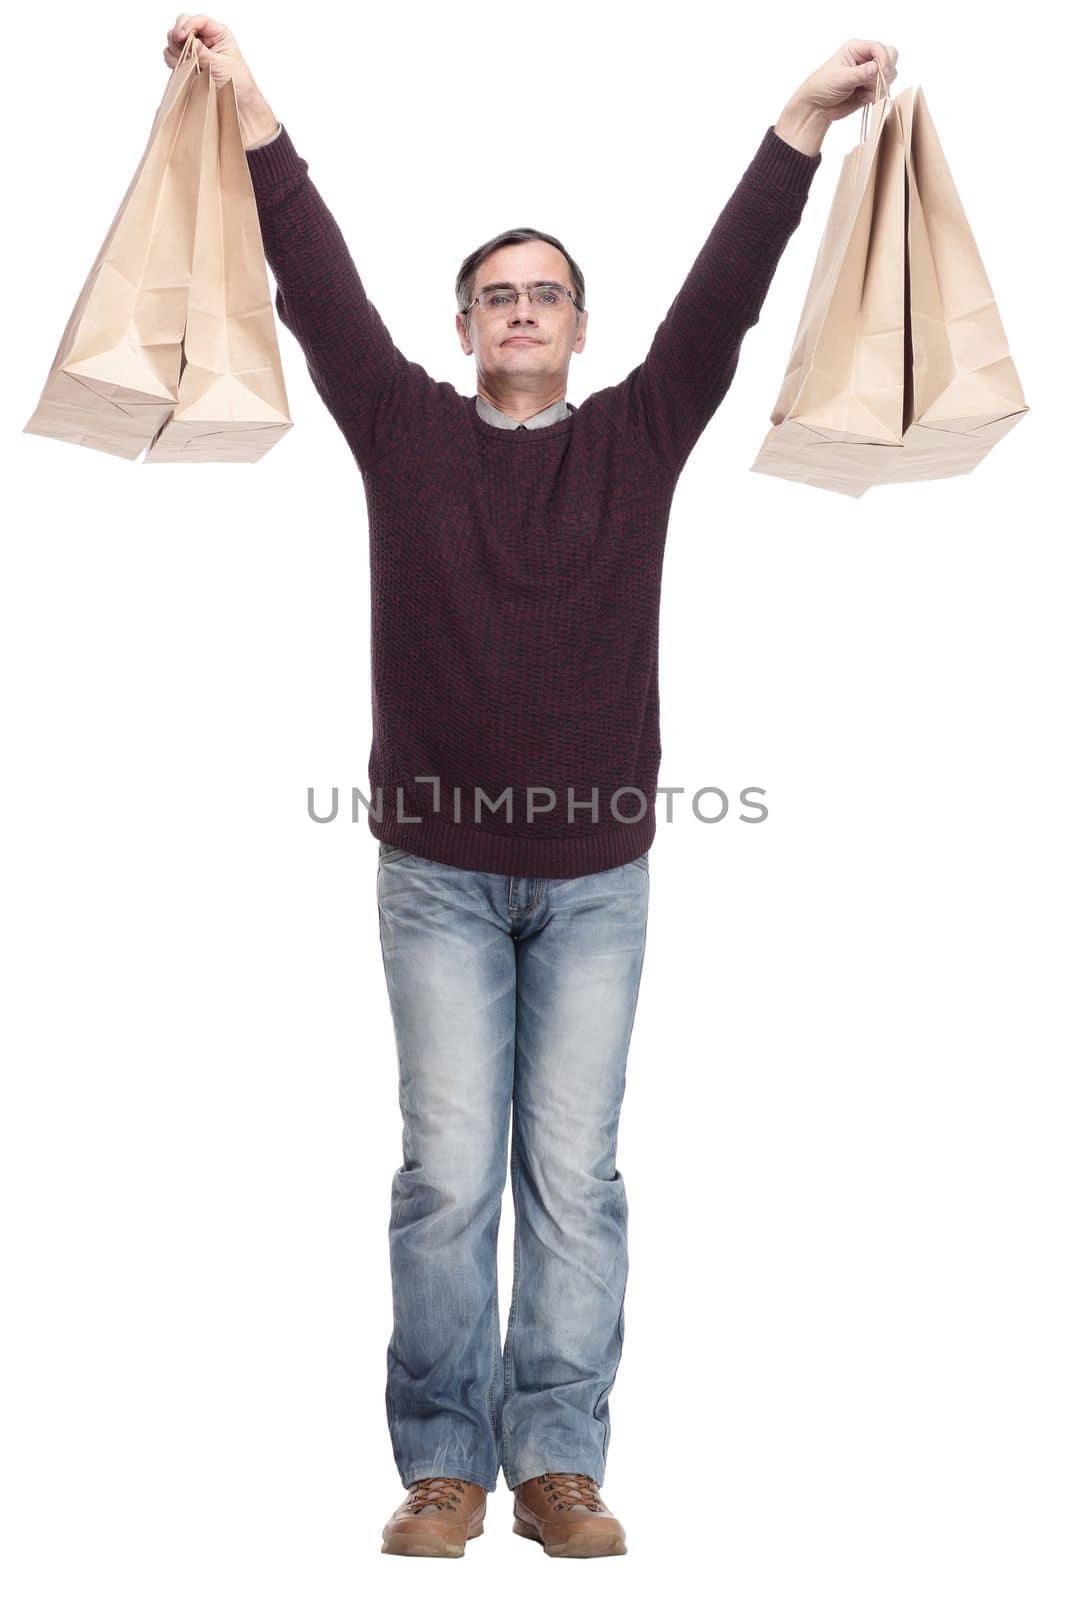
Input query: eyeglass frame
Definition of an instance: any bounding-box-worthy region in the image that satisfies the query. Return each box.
[461,280,584,318]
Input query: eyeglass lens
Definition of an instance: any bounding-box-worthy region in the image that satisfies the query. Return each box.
[475,284,571,311]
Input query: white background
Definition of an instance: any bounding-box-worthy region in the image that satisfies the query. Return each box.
[3,1,1063,1595]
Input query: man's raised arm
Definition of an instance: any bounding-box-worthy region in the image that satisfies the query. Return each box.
[164,13,429,474]
[612,39,899,478]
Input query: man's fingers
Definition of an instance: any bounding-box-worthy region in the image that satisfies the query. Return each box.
[172,13,212,43]
[842,38,898,74]
[168,14,220,59]
[168,13,212,48]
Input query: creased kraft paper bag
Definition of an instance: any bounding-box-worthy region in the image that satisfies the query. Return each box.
[23,33,208,459]
[144,72,292,462]
[901,87,1027,450]
[763,86,906,447]
[751,75,1028,496]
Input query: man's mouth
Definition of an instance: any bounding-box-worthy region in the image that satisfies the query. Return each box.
[502,337,542,345]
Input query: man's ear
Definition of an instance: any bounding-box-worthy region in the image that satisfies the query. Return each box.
[456,313,474,356]
[573,308,588,353]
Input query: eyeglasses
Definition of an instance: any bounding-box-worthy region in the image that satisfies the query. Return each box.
[463,281,581,316]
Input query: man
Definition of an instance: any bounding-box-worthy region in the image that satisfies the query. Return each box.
[166,15,897,1558]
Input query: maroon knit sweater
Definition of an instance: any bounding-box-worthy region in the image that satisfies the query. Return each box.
[246,124,821,878]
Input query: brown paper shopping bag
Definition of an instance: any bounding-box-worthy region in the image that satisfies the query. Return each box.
[144,72,292,462]
[751,75,1028,496]
[899,87,1027,458]
[24,33,209,459]
[765,83,906,448]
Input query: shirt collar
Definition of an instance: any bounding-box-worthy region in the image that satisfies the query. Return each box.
[475,393,573,430]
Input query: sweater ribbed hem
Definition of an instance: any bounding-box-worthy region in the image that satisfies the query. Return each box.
[750,125,823,195]
[369,811,656,879]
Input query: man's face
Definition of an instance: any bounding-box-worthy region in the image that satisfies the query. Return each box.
[456,240,587,388]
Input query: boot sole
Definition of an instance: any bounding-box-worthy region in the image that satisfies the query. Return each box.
[381,1522,484,1557]
[513,1516,626,1557]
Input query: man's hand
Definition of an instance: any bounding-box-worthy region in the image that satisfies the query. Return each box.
[163,13,279,148]
[775,38,899,156]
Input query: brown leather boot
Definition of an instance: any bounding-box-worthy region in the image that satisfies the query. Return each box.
[513,1471,627,1557]
[381,1476,487,1557]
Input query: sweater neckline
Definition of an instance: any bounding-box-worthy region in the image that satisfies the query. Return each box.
[468,395,576,440]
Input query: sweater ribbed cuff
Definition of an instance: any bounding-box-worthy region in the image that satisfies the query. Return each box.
[244,123,306,198]
[245,121,283,150]
[749,125,823,196]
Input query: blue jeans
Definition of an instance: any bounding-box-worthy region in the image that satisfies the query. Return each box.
[376,840,650,1493]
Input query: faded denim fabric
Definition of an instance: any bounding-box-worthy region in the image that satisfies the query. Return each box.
[376,840,650,1492]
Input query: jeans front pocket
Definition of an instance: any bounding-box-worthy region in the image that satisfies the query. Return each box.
[378,845,414,865]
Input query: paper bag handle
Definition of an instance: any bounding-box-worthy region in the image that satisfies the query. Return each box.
[175,27,205,74]
[859,62,892,144]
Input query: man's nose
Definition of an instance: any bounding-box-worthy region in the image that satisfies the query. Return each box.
[508,292,539,322]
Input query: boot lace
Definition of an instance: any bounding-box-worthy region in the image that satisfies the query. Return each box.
[538,1471,605,1512]
[406,1476,467,1514]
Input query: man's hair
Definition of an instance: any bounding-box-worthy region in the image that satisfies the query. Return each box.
[455,226,587,322]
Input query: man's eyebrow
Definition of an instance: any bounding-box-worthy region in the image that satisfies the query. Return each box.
[475,279,568,293]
